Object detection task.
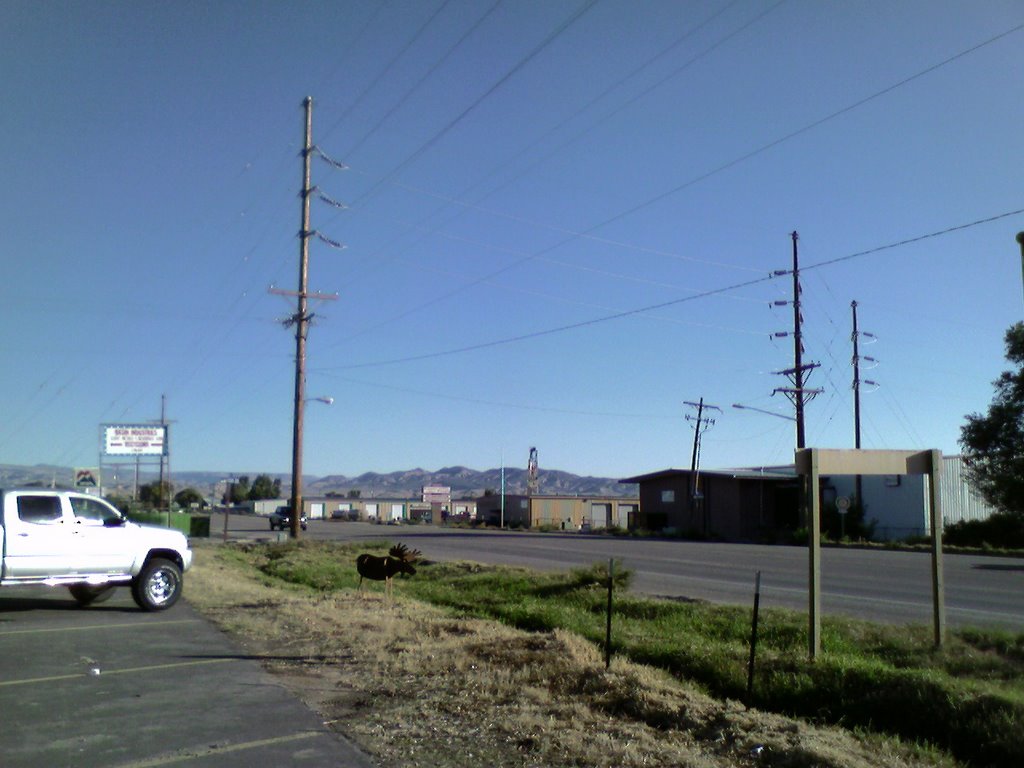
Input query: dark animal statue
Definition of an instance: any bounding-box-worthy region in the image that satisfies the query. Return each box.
[356,543,421,598]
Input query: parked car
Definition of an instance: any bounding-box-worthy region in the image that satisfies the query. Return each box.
[269,505,307,531]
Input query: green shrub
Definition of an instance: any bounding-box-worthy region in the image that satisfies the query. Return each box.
[125,509,196,537]
[944,513,1024,549]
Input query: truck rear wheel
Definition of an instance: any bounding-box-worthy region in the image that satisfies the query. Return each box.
[69,584,116,606]
[132,557,182,611]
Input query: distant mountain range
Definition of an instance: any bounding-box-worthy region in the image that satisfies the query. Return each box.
[0,463,637,500]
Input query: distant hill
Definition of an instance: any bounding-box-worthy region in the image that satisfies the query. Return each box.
[0,463,637,500]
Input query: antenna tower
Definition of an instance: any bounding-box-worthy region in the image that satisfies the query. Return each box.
[527,447,539,496]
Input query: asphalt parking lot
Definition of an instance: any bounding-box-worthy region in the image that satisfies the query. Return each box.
[0,585,374,768]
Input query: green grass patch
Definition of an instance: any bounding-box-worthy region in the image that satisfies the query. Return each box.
[225,540,1024,767]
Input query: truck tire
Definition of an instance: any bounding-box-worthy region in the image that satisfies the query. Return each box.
[131,557,183,611]
[69,584,116,606]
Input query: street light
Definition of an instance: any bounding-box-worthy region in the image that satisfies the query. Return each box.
[732,403,796,422]
[307,396,334,405]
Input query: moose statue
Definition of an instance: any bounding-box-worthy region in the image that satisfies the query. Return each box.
[356,543,421,598]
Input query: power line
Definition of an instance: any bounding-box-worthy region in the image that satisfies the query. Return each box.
[387,178,765,274]
[340,0,504,161]
[317,271,779,370]
[801,206,1024,273]
[319,1,784,301]
[340,0,599,214]
[589,19,1024,233]
[317,0,456,148]
[365,0,780,260]
[319,372,674,420]
[374,249,766,336]
[315,14,1022,342]
[317,204,1024,372]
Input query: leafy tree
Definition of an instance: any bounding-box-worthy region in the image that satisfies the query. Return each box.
[175,487,205,508]
[224,476,250,505]
[248,474,280,501]
[139,480,172,508]
[960,322,1024,519]
[347,488,361,499]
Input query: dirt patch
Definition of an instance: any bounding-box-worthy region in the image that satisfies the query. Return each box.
[185,544,953,768]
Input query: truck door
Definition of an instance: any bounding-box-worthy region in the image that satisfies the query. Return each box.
[1,492,77,579]
[68,494,135,575]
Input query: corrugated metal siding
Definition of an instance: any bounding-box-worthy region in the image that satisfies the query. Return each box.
[941,456,997,524]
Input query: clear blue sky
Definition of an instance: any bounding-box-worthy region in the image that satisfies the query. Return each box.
[2,0,1023,481]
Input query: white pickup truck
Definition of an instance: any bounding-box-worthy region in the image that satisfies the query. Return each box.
[0,488,192,611]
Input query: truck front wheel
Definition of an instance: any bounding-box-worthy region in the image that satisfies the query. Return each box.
[132,558,183,611]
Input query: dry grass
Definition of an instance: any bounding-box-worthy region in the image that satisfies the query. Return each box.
[185,543,955,768]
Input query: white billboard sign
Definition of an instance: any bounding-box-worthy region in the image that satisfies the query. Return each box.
[103,424,167,456]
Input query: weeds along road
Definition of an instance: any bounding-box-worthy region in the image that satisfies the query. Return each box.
[214,515,1024,632]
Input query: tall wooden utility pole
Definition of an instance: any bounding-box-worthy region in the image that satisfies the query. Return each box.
[851,301,863,533]
[851,302,878,505]
[773,232,821,449]
[685,398,720,536]
[291,96,314,540]
[852,301,862,451]
[271,97,336,538]
[771,232,821,536]
[791,232,808,449]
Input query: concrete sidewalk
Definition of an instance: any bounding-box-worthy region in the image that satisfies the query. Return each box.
[0,586,374,767]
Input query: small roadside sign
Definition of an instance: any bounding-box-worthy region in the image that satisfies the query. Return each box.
[74,468,100,488]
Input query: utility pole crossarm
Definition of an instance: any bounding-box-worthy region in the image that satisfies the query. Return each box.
[773,363,820,377]
[269,286,340,302]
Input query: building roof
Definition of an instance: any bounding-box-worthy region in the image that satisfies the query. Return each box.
[477,493,639,502]
[619,466,797,484]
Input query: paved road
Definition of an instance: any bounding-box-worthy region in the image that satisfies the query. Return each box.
[0,585,374,768]
[217,514,1024,631]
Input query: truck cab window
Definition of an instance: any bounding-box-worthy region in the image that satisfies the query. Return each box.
[71,496,118,525]
[17,496,63,524]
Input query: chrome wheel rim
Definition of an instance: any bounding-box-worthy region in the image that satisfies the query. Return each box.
[147,567,178,605]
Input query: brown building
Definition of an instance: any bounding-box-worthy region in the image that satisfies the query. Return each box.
[475,494,639,530]
[619,467,800,541]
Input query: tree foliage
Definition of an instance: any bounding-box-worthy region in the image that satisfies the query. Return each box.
[960,322,1024,518]
[174,487,205,508]
[248,474,281,501]
[224,476,250,505]
[139,480,172,508]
